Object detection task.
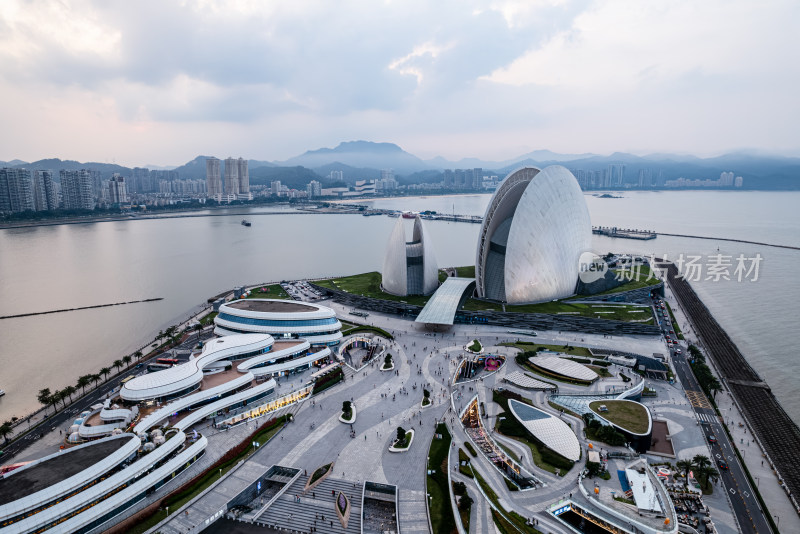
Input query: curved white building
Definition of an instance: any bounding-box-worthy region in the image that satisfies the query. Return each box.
[475,166,591,303]
[382,215,439,296]
[214,299,342,347]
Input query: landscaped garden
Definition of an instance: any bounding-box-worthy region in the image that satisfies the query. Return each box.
[245,284,291,300]
[589,400,650,434]
[426,423,456,534]
[421,388,431,407]
[312,366,344,395]
[340,401,355,423]
[382,353,394,371]
[314,272,432,307]
[467,339,482,353]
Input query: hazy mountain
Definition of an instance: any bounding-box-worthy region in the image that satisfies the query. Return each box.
[278,141,431,174]
[312,162,382,182]
[10,158,132,179]
[1,159,29,167]
[249,165,321,189]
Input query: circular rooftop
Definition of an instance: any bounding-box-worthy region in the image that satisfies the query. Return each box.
[225,299,318,313]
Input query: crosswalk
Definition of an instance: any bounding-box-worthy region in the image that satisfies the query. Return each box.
[696,412,717,423]
[686,390,713,409]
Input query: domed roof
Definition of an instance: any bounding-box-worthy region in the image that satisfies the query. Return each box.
[476,165,591,303]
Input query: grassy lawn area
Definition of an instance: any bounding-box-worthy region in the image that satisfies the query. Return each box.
[246,283,291,300]
[589,400,649,434]
[427,423,456,534]
[467,339,482,352]
[199,311,218,326]
[585,264,662,296]
[455,265,475,278]
[315,272,432,306]
[464,299,653,323]
[346,325,394,340]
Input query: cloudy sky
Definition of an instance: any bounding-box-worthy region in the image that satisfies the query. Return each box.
[1,0,798,166]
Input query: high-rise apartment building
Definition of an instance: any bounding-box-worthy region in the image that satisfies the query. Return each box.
[236,158,249,194]
[306,180,321,198]
[108,174,128,204]
[223,157,239,196]
[270,180,282,196]
[472,168,483,189]
[32,170,58,211]
[0,168,34,213]
[60,169,95,210]
[206,157,222,199]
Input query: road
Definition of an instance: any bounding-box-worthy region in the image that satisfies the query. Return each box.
[654,297,772,534]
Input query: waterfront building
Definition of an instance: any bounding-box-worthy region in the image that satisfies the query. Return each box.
[32,170,58,211]
[270,180,282,196]
[382,215,439,296]
[475,165,591,303]
[206,157,222,199]
[107,174,128,204]
[223,157,239,196]
[237,157,250,198]
[0,168,34,214]
[214,299,342,347]
[60,169,95,210]
[306,180,321,197]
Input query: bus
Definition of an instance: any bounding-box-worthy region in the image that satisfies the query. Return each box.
[120,376,135,385]
[156,357,179,366]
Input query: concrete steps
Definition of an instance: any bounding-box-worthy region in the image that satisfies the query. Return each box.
[256,476,362,533]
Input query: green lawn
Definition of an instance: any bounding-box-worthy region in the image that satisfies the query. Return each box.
[464,299,653,323]
[472,468,541,534]
[584,264,662,296]
[246,283,291,300]
[589,400,649,434]
[199,311,218,326]
[427,424,456,534]
[455,265,475,278]
[315,272,432,306]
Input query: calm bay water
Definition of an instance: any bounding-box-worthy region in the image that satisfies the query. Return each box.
[1,191,798,425]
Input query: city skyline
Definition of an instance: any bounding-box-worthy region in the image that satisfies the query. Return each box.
[0,0,798,166]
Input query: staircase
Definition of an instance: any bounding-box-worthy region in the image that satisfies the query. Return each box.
[256,476,363,533]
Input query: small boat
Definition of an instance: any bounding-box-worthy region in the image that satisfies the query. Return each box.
[0,389,5,397]
[401,211,418,219]
[241,219,252,227]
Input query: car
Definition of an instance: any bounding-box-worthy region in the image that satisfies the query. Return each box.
[718,460,729,470]
[675,349,682,354]
[672,340,679,345]
[708,435,717,443]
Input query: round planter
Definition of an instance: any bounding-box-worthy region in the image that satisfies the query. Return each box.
[380,362,395,372]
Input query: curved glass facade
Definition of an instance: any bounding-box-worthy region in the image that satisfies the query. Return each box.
[217,313,338,328]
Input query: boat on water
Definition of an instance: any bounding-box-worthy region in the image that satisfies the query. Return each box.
[0,389,5,397]
[388,212,401,218]
[241,219,252,227]
[401,211,418,219]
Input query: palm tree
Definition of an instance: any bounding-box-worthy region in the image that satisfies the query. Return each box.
[676,459,694,486]
[62,385,77,404]
[693,454,711,470]
[91,373,101,387]
[112,359,124,374]
[77,375,92,394]
[37,388,52,414]
[0,421,14,443]
[696,464,718,491]
[49,390,63,412]
[100,367,111,381]
[134,350,143,361]
[707,376,722,399]
[195,322,203,342]
[122,355,132,367]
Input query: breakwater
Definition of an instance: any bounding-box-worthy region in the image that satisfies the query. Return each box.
[0,298,164,320]
[666,262,800,511]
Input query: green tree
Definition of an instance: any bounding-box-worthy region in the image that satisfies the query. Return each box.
[76,375,92,394]
[458,494,474,511]
[112,359,124,374]
[91,373,101,387]
[49,390,63,411]
[100,367,111,381]
[134,350,143,361]
[62,385,76,405]
[37,388,52,414]
[396,426,406,443]
[122,355,132,367]
[676,459,694,486]
[0,421,13,443]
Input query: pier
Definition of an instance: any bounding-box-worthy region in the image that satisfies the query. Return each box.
[592,226,657,240]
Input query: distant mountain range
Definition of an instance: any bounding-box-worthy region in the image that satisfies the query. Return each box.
[3,141,800,189]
